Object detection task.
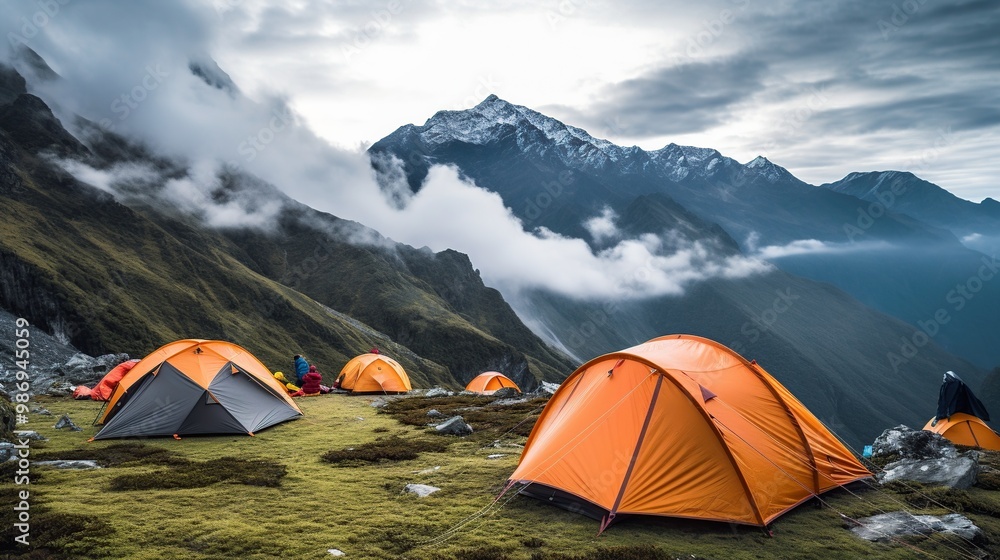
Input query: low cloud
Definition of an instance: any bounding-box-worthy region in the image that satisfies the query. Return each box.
[756,238,892,259]
[359,165,772,300]
[583,207,619,243]
[54,158,284,230]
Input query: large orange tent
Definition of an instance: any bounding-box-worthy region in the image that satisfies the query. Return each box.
[923,414,1000,451]
[465,371,520,395]
[336,353,411,394]
[507,334,870,530]
[94,339,301,440]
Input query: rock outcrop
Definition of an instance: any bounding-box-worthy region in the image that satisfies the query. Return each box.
[434,416,473,436]
[872,425,980,489]
[850,511,982,542]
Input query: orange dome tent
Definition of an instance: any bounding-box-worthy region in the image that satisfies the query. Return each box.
[922,370,1000,450]
[336,353,411,394]
[94,339,301,440]
[923,414,1000,451]
[465,371,520,395]
[507,334,870,530]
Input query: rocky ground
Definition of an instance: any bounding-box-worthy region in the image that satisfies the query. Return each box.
[0,309,129,398]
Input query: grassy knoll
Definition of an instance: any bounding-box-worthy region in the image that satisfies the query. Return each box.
[1,395,998,559]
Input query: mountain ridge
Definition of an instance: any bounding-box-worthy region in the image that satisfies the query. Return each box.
[0,63,574,391]
[370,94,1000,370]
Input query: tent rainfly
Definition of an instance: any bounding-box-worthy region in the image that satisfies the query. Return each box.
[465,371,520,395]
[506,334,871,530]
[94,339,301,440]
[336,353,412,394]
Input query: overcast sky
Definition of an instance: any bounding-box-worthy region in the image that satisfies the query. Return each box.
[3,0,998,203]
[207,0,999,201]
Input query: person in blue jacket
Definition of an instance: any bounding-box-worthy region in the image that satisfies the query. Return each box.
[293,354,310,386]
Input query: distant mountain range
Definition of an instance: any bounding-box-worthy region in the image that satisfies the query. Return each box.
[371,95,1000,372]
[1,52,997,446]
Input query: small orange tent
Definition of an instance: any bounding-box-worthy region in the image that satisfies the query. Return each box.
[336,353,411,394]
[508,334,870,529]
[923,413,1000,451]
[466,372,520,395]
[95,339,301,440]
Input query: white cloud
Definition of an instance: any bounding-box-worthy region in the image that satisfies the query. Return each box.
[53,158,284,230]
[359,166,772,300]
[755,239,892,259]
[583,206,619,243]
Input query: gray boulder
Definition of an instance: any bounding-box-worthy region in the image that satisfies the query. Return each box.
[434,415,473,436]
[0,441,16,462]
[54,414,82,431]
[47,380,75,397]
[426,409,445,418]
[51,352,131,384]
[880,455,979,489]
[872,425,979,488]
[491,387,521,399]
[13,430,46,442]
[489,397,528,406]
[538,381,560,395]
[872,425,956,460]
[403,483,440,497]
[850,511,982,542]
[425,387,452,398]
[35,460,101,470]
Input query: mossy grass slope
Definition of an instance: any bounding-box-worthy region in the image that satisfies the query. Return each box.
[2,395,998,559]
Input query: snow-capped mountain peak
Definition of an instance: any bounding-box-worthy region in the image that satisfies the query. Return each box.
[382,95,802,186]
[744,155,794,183]
[421,94,618,156]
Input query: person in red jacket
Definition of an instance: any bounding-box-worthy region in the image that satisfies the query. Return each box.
[301,365,323,395]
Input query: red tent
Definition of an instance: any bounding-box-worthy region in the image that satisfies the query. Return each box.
[72,359,140,401]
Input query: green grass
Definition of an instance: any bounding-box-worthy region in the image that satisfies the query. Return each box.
[3,396,999,559]
[381,394,548,443]
[108,457,287,491]
[322,435,452,465]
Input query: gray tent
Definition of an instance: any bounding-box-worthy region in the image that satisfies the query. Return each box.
[94,339,301,440]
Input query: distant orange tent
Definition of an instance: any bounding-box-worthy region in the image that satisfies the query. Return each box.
[94,339,301,440]
[465,372,520,395]
[336,353,411,394]
[923,413,1000,451]
[507,334,871,530]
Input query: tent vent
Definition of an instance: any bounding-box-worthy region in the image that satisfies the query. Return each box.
[700,385,717,402]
